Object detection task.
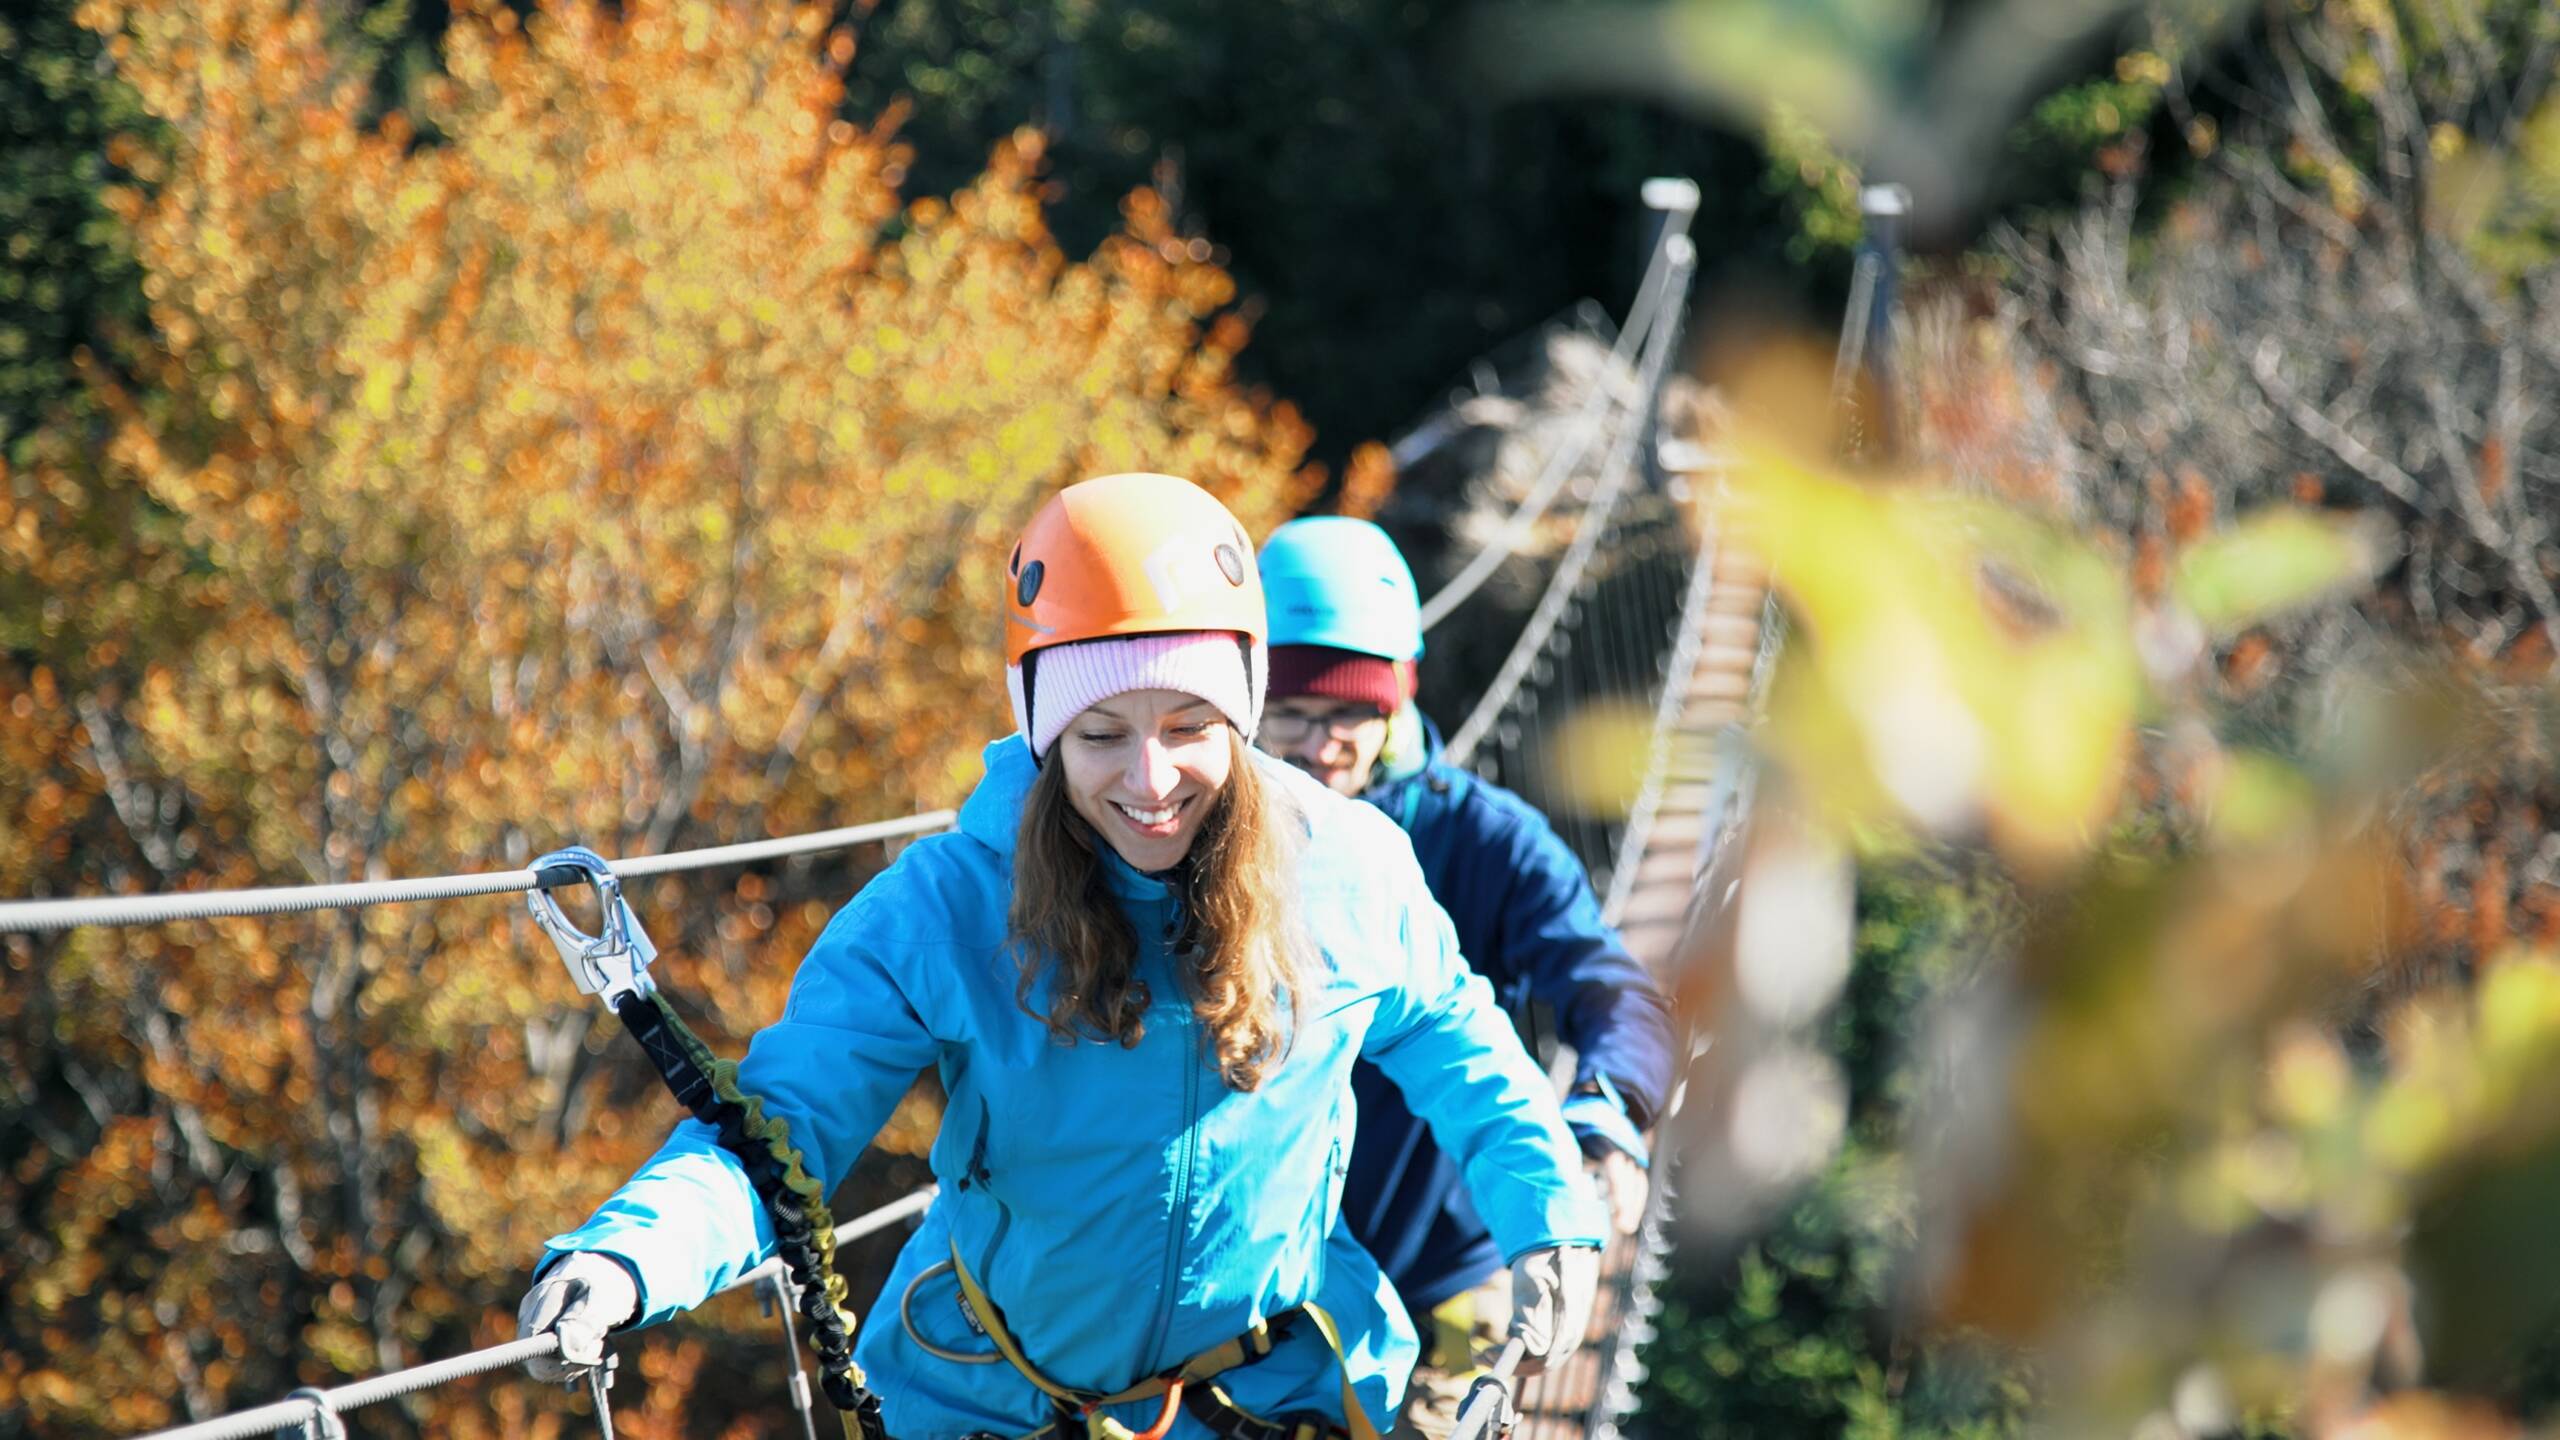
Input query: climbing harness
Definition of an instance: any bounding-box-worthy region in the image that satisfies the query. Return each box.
[529,847,890,1440]
[944,1246,1382,1440]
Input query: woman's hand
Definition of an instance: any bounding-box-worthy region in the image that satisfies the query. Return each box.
[516,1252,639,1384]
[1507,1243,1600,1376]
[1590,1147,1650,1237]
[1561,1074,1652,1236]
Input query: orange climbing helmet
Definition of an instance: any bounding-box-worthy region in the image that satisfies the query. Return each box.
[1003,473,1268,757]
[1004,472,1266,664]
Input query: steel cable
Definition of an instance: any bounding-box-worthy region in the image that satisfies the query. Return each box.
[127,1188,937,1440]
[0,811,956,934]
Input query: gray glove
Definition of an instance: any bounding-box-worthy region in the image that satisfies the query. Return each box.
[1508,1243,1601,1376]
[516,1251,639,1384]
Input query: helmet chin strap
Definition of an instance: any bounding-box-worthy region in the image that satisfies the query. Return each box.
[1020,648,1045,765]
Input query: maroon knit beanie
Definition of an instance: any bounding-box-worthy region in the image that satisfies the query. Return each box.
[1266,645,1417,714]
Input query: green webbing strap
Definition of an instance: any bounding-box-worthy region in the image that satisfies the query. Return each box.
[529,847,887,1438]
[612,989,886,1440]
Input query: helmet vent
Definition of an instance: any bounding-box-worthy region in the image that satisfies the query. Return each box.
[1016,560,1045,606]
[1214,543,1245,586]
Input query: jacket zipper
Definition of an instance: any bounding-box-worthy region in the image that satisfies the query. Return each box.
[1319,1134,1345,1292]
[956,1095,1013,1285]
[1142,1014,1202,1374]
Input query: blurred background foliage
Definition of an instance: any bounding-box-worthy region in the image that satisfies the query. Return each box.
[12,0,2560,1437]
[1630,3,2560,1438]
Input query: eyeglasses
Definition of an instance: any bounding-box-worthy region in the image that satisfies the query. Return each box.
[1260,707,1388,744]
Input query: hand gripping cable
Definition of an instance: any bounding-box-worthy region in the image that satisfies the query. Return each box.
[530,847,890,1440]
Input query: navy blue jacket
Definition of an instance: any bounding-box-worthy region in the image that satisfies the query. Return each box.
[1340,718,1679,1322]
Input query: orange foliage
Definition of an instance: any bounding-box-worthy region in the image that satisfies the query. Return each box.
[2221,630,2276,696]
[1333,440,1398,521]
[3,0,1314,1431]
[2166,465,2215,544]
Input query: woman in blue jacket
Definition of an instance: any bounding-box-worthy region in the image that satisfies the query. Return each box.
[1255,517,1679,1435]
[515,474,1604,1440]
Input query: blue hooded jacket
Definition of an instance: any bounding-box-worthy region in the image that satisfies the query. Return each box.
[1340,716,1679,1324]
[542,736,1604,1439]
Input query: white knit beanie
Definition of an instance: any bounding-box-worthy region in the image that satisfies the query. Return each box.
[1008,631,1267,760]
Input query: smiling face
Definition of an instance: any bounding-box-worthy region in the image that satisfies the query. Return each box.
[1054,688,1238,871]
[1258,696,1391,796]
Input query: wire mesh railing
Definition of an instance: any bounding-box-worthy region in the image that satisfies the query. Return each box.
[1444,235,1699,905]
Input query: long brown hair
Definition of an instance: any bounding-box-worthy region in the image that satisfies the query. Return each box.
[1009,727,1309,1091]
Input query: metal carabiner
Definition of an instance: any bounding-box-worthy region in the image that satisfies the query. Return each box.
[285,1386,347,1440]
[527,846,658,1004]
[1448,1337,1524,1440]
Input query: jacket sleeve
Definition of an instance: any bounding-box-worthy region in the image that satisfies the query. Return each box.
[1359,816,1607,1262]
[1494,805,1679,1132]
[538,881,943,1327]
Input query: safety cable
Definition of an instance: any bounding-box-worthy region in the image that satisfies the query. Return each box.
[1446,1337,1526,1440]
[123,1188,933,1440]
[0,811,956,934]
[611,988,887,1439]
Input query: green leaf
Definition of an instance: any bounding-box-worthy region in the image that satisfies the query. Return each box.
[2170,507,2382,634]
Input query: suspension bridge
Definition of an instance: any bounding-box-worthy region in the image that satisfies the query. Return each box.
[0,172,1877,1440]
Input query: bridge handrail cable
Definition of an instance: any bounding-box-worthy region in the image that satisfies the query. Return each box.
[128,1187,938,1440]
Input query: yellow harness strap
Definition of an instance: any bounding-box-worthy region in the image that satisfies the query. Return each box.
[1190,1384,1336,1440]
[948,1245,1384,1440]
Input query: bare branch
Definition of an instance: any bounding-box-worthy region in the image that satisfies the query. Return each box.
[75,693,183,878]
[2248,337,2428,508]
[2422,376,2509,548]
[2424,373,2560,653]
[137,1009,226,1181]
[2228,149,2362,249]
[761,572,869,796]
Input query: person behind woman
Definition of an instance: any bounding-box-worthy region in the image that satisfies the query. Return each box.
[515,474,1604,1440]
[1255,517,1678,1439]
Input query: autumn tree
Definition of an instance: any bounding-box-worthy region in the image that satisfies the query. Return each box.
[0,0,1313,1431]
[1942,0,2560,986]
[0,2,149,458]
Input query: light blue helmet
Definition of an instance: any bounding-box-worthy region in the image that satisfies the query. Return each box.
[1257,517,1425,663]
